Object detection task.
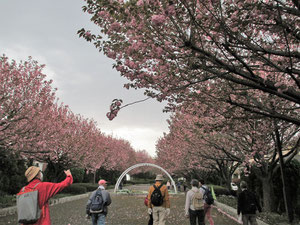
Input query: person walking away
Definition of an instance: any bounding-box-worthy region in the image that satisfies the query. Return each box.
[145,194,153,225]
[177,181,181,192]
[237,181,262,225]
[18,166,73,225]
[147,174,170,225]
[166,180,171,190]
[199,179,214,225]
[86,179,112,225]
[183,181,187,192]
[185,179,205,225]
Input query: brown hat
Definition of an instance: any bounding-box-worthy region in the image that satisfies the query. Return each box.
[25,166,40,182]
[155,174,164,181]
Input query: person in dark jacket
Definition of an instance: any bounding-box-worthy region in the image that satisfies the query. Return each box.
[86,179,112,225]
[237,181,262,225]
[19,166,73,225]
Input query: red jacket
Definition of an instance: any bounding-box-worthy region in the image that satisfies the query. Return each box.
[20,175,73,225]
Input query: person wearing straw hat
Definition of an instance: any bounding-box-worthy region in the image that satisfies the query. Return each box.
[147,174,170,225]
[18,166,73,225]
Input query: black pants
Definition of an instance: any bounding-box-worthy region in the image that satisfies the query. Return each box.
[189,208,205,225]
[148,213,153,225]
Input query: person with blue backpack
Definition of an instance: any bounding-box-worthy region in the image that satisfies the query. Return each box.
[199,179,214,225]
[86,179,112,225]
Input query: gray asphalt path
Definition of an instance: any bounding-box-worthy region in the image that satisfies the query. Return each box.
[0,185,240,225]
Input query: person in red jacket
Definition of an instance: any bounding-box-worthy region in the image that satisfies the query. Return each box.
[20,166,73,225]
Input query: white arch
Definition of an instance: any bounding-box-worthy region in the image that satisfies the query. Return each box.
[114,163,177,194]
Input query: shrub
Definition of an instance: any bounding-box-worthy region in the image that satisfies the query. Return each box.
[61,184,87,195]
[77,183,98,192]
[71,168,85,183]
[0,195,16,208]
[0,148,27,195]
[125,179,154,185]
[217,195,237,208]
[212,185,231,196]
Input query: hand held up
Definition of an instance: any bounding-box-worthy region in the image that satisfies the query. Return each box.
[64,169,71,176]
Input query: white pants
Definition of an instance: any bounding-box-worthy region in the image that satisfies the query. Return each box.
[152,206,166,225]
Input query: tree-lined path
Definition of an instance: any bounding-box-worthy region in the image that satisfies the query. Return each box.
[0,185,240,225]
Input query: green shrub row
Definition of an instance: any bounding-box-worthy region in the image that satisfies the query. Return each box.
[76,183,99,192]
[125,179,154,185]
[211,185,231,196]
[61,183,115,195]
[0,195,16,208]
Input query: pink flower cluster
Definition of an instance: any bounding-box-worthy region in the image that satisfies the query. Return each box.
[106,99,122,120]
[151,15,166,26]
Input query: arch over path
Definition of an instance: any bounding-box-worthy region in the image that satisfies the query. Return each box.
[114,163,177,194]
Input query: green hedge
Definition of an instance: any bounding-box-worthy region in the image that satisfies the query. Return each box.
[0,195,16,208]
[210,185,231,196]
[217,195,237,208]
[60,183,115,195]
[77,183,99,192]
[125,179,154,185]
[61,183,87,195]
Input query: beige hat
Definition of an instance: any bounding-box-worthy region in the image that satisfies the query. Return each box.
[155,174,164,181]
[25,166,40,182]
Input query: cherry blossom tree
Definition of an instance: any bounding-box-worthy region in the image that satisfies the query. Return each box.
[156,101,300,211]
[79,0,300,124]
[0,55,57,154]
[1,55,153,178]
[156,111,242,189]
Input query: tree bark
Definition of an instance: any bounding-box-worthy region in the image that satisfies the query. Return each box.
[261,176,275,211]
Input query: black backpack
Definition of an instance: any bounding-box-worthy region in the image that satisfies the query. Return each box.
[201,186,214,205]
[151,184,164,206]
[243,191,257,213]
[90,189,104,213]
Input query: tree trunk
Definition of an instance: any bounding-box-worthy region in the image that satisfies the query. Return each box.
[274,124,294,223]
[277,146,294,223]
[261,177,275,211]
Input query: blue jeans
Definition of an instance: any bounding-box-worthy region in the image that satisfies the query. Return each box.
[91,213,106,225]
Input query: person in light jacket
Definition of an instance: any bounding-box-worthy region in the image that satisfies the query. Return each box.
[185,179,205,225]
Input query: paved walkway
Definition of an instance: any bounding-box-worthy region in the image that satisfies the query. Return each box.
[0,185,268,225]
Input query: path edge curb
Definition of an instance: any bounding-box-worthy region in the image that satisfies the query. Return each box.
[215,201,269,225]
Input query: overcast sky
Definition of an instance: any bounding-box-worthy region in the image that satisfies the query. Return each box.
[0,0,170,157]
